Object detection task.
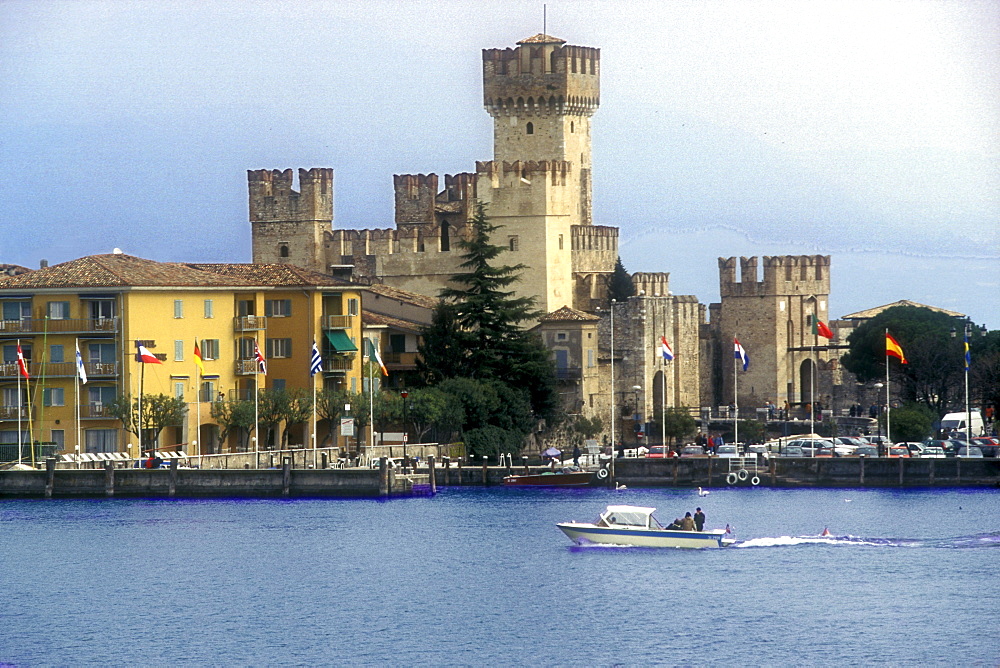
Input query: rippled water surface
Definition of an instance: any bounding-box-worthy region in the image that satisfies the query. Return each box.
[2,487,998,666]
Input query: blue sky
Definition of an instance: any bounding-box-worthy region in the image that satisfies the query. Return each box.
[1,0,997,326]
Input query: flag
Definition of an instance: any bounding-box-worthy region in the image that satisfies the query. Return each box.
[136,345,162,364]
[75,342,88,385]
[368,338,388,376]
[964,334,970,371]
[16,343,29,379]
[254,339,267,374]
[193,341,205,375]
[660,336,674,361]
[812,318,834,339]
[309,340,322,377]
[734,338,749,371]
[885,332,907,364]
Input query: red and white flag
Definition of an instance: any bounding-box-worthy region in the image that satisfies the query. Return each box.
[137,345,162,364]
[254,339,267,374]
[16,343,30,379]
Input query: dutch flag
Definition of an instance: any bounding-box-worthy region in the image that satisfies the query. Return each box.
[734,338,749,372]
[660,336,674,362]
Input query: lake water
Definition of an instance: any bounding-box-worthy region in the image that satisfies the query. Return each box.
[2,486,998,666]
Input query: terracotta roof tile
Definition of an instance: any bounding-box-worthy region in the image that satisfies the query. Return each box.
[0,254,252,289]
[361,284,440,309]
[517,33,566,45]
[540,305,600,322]
[362,311,424,332]
[190,263,351,287]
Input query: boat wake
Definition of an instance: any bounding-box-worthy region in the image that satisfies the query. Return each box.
[734,531,1000,550]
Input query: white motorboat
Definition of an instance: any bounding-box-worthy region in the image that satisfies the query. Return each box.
[557,505,735,549]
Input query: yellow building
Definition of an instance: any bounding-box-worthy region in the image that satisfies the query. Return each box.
[0,253,362,459]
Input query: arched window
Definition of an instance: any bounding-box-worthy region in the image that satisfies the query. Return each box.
[440,220,450,252]
[509,236,519,252]
[526,121,534,135]
[279,245,289,258]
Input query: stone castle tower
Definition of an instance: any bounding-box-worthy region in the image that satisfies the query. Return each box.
[249,34,618,317]
[711,255,836,412]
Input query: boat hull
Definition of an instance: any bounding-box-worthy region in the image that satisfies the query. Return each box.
[557,523,732,548]
[503,472,595,487]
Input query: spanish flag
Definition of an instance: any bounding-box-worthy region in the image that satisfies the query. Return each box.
[193,340,205,375]
[886,332,907,364]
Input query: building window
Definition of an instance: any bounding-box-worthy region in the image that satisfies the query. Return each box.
[43,388,65,407]
[2,301,31,321]
[526,121,534,135]
[174,382,185,399]
[556,332,568,341]
[50,430,64,450]
[509,236,519,252]
[265,299,292,317]
[570,121,575,133]
[88,343,114,364]
[266,338,292,359]
[272,379,286,391]
[4,343,30,363]
[200,380,216,403]
[50,345,64,364]
[558,234,564,250]
[85,429,118,454]
[174,300,184,318]
[588,349,595,367]
[204,300,214,318]
[174,340,185,362]
[347,298,359,316]
[47,301,70,319]
[201,339,220,360]
[279,244,289,258]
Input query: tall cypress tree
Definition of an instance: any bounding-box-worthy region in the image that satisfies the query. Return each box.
[422,201,556,419]
[607,256,635,305]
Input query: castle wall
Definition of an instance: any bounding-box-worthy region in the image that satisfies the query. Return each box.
[249,168,333,272]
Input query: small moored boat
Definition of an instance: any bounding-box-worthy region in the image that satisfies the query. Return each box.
[558,505,735,548]
[503,466,598,487]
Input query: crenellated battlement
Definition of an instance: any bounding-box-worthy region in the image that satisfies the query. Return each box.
[571,225,617,250]
[248,167,333,224]
[719,255,831,297]
[394,173,439,223]
[483,36,600,118]
[632,272,671,297]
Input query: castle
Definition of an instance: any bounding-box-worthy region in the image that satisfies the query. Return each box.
[248,34,844,441]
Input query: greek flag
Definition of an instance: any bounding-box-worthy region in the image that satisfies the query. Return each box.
[75,342,88,385]
[309,340,322,377]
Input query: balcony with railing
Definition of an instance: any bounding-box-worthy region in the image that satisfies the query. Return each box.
[235,359,260,375]
[322,353,356,372]
[227,388,257,402]
[384,351,418,370]
[80,404,115,419]
[233,315,267,332]
[322,314,354,330]
[0,361,119,379]
[0,405,28,421]
[0,317,119,336]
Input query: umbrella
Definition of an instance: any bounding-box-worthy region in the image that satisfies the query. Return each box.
[542,447,561,458]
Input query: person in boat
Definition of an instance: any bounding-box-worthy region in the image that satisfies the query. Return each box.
[694,507,705,531]
[680,512,696,531]
[666,518,684,530]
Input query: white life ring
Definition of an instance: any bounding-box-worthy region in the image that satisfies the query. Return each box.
[597,468,609,479]
[751,475,760,486]
[738,469,749,481]
[726,472,738,485]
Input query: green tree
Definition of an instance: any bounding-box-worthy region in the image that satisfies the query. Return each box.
[210,398,256,451]
[424,201,556,420]
[406,387,463,442]
[889,402,936,442]
[574,415,604,440]
[607,256,635,305]
[660,407,696,448]
[315,388,350,447]
[970,330,999,417]
[463,425,526,460]
[107,393,187,455]
[737,419,765,444]
[279,388,313,448]
[841,305,965,415]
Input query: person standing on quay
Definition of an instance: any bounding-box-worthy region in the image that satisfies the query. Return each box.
[694,507,705,532]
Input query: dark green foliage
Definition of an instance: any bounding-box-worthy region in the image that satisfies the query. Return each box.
[970,330,1000,414]
[436,377,534,452]
[889,402,936,442]
[607,256,635,305]
[107,393,187,454]
[841,305,965,414]
[574,415,604,440]
[419,201,557,421]
[463,425,525,460]
[660,407,697,446]
[210,399,256,451]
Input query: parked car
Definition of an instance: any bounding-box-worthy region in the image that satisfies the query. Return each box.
[794,438,835,456]
[970,437,998,458]
[853,445,879,457]
[920,446,946,458]
[780,445,804,457]
[680,445,706,457]
[887,446,911,458]
[956,446,984,458]
[899,442,925,456]
[715,444,739,458]
[645,446,670,458]
[924,439,961,457]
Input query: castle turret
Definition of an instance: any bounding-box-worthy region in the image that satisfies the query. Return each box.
[249,168,333,272]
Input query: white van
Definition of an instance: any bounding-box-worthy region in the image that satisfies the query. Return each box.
[940,411,985,438]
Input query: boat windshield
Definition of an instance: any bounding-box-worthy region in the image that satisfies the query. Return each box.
[603,510,653,528]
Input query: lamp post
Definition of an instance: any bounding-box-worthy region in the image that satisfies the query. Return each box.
[400,389,409,469]
[950,321,982,451]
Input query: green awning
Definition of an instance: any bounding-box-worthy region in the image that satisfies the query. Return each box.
[325,330,358,352]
